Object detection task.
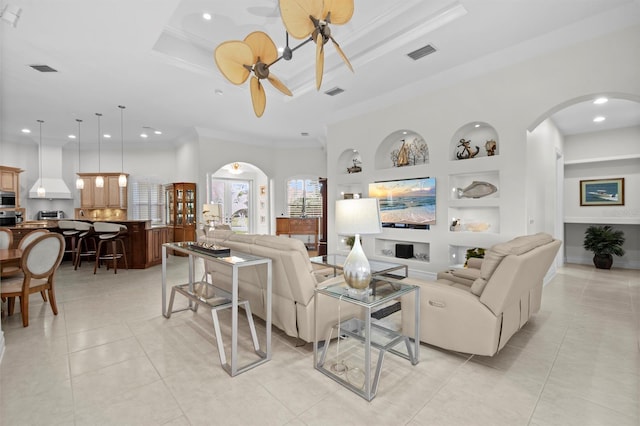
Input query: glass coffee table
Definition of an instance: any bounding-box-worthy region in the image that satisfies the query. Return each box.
[313,275,420,401]
[310,253,408,278]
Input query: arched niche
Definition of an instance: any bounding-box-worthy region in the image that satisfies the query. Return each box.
[374,129,429,170]
[450,122,499,161]
[338,149,363,174]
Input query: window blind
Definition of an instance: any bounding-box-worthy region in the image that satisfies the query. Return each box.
[130,180,165,224]
[287,178,322,218]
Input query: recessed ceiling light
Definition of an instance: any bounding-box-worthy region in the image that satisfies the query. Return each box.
[68,134,76,139]
[474,124,481,128]
[103,134,111,138]
[593,116,606,123]
[593,97,608,105]
[202,12,212,20]
[21,128,31,133]
[140,133,148,138]
[154,130,162,135]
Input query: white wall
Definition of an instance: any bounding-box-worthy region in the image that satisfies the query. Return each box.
[326,24,640,275]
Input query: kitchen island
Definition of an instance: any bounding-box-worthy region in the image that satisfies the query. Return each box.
[9,220,169,269]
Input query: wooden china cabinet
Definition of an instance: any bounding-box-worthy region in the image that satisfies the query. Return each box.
[165,182,196,255]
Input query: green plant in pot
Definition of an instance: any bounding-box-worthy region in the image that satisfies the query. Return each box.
[583,225,625,269]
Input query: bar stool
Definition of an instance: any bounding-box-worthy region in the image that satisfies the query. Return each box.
[58,220,80,261]
[73,222,97,270]
[93,222,128,274]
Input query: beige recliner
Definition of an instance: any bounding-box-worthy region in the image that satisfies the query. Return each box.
[401,233,561,356]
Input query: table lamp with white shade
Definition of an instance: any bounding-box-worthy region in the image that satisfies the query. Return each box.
[335,196,382,292]
[203,203,223,231]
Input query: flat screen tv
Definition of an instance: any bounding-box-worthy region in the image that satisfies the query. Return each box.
[368,177,436,229]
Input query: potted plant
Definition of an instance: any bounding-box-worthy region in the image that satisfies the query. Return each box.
[583,225,625,269]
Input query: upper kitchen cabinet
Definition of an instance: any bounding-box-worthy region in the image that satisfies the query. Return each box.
[0,166,23,206]
[75,173,128,220]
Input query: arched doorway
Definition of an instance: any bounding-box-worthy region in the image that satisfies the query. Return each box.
[528,93,640,269]
[206,162,271,234]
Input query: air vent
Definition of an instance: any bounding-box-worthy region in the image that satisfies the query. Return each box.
[324,87,344,96]
[407,44,437,61]
[29,64,58,72]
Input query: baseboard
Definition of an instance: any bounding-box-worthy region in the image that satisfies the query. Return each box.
[565,256,640,270]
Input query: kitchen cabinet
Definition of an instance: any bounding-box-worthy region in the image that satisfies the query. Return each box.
[77,173,128,209]
[0,165,23,206]
[146,226,169,266]
[165,182,196,253]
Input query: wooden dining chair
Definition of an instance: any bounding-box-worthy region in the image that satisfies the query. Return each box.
[0,233,65,327]
[0,227,13,249]
[1,229,50,301]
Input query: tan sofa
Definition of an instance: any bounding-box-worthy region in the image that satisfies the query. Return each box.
[198,229,360,343]
[401,233,561,356]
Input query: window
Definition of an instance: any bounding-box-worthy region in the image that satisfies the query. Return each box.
[287,178,322,217]
[130,179,165,224]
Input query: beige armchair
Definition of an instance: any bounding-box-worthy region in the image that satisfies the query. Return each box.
[401,233,561,356]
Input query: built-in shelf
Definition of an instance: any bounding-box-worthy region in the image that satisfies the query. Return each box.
[450,122,499,161]
[564,217,640,225]
[564,154,640,165]
[449,170,500,201]
[374,129,429,170]
[449,206,499,233]
[374,238,430,263]
[338,148,363,175]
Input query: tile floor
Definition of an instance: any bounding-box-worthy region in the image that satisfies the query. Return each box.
[0,258,638,426]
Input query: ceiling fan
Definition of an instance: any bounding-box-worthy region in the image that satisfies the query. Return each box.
[215,31,292,118]
[213,0,355,117]
[279,0,354,90]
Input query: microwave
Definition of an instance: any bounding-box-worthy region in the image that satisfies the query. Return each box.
[0,191,16,208]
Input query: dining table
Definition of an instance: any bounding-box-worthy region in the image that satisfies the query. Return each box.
[1,248,22,318]
[0,248,22,268]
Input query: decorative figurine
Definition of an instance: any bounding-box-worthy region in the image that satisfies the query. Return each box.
[456,138,480,159]
[347,158,362,173]
[485,139,497,156]
[396,140,410,166]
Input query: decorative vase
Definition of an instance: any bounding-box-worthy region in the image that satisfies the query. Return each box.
[343,236,371,291]
[593,254,613,270]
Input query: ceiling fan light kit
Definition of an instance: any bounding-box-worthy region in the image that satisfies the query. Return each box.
[214,0,354,117]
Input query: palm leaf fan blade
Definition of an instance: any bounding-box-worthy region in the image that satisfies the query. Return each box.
[267,74,293,96]
[250,77,267,117]
[279,0,323,39]
[315,32,324,90]
[214,41,253,85]
[322,0,354,24]
[331,37,353,72]
[244,31,278,64]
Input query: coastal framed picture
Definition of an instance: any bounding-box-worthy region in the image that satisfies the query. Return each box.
[580,178,624,206]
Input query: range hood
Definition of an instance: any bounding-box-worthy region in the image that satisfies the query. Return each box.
[28,145,73,199]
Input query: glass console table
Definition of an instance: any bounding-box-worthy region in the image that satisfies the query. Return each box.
[310,253,408,278]
[161,241,272,376]
[313,276,420,401]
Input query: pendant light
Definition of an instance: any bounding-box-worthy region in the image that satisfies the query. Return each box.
[75,119,84,189]
[117,105,127,187]
[36,119,45,197]
[95,113,104,188]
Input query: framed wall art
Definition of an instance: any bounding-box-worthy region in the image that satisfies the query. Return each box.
[580,178,624,206]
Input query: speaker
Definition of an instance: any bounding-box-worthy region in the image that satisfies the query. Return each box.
[395,243,414,259]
